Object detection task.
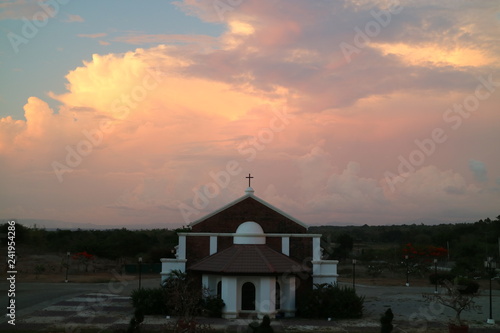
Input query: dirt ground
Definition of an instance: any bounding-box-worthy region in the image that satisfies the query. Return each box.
[11,252,500,291]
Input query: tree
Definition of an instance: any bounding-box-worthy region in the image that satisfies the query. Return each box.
[72,251,95,272]
[402,243,448,277]
[333,233,354,260]
[162,270,209,330]
[423,280,480,327]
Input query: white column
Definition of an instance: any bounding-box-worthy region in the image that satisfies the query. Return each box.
[202,274,210,290]
[281,276,296,317]
[258,277,275,318]
[178,235,187,259]
[221,276,238,319]
[282,237,290,256]
[312,236,321,261]
[210,236,218,255]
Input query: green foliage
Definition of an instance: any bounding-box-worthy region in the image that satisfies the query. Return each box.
[366,263,385,278]
[450,258,479,277]
[429,272,456,285]
[0,222,29,243]
[298,283,364,319]
[131,287,168,315]
[1,225,179,260]
[127,308,145,333]
[162,270,206,321]
[200,296,225,318]
[454,277,480,295]
[380,308,394,333]
[34,264,45,279]
[130,270,224,319]
[311,215,499,275]
[332,233,354,260]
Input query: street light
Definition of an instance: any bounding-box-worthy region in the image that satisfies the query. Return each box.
[352,259,357,290]
[65,252,70,283]
[138,257,143,290]
[434,258,438,294]
[405,255,409,287]
[484,257,496,325]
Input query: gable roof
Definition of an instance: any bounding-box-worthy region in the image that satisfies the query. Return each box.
[188,244,310,275]
[189,188,309,231]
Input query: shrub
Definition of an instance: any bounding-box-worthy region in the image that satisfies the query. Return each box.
[429,272,455,285]
[380,308,394,333]
[298,283,364,319]
[454,277,480,295]
[201,296,225,318]
[131,287,168,315]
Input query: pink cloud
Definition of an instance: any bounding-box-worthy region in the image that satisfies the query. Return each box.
[77,33,107,38]
[1,0,500,227]
[64,14,84,23]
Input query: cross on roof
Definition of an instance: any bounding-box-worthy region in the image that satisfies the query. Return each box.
[246,173,254,187]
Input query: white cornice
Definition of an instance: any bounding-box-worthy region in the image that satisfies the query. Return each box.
[179,232,321,238]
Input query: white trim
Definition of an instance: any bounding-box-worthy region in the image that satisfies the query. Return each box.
[188,193,309,229]
[179,232,322,238]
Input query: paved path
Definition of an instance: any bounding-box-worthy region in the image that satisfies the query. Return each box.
[350,282,500,332]
[1,280,499,332]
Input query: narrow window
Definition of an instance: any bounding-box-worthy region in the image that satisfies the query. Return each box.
[275,281,281,310]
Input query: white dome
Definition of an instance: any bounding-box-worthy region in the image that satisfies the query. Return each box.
[234,221,265,244]
[236,221,264,234]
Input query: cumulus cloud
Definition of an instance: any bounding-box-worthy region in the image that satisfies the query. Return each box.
[1,0,499,226]
[469,159,487,182]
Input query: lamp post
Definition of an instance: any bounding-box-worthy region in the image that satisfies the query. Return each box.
[405,255,409,287]
[484,257,496,324]
[434,258,438,294]
[65,252,70,283]
[352,259,356,290]
[138,257,143,290]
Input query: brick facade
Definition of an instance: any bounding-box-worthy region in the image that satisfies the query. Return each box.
[191,197,307,234]
[186,196,311,266]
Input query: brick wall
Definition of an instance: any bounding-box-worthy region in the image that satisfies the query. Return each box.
[186,196,313,267]
[191,197,307,234]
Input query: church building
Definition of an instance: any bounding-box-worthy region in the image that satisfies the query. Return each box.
[161,176,338,319]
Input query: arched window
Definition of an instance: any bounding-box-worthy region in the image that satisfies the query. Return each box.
[275,281,281,310]
[217,281,222,298]
[241,282,256,310]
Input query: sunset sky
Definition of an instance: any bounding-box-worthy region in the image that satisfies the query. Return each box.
[1,0,499,229]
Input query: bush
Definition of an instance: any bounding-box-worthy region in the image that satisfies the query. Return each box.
[429,272,455,285]
[131,288,168,315]
[454,277,480,294]
[201,296,225,318]
[298,283,364,319]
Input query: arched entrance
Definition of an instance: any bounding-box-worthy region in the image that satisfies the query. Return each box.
[241,282,256,310]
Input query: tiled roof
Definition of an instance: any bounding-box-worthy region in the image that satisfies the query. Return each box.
[188,244,310,275]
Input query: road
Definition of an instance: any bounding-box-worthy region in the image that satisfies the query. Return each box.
[0,278,498,330]
[0,276,160,324]
[343,282,500,328]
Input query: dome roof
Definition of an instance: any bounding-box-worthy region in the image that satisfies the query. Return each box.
[236,221,264,234]
[234,221,265,244]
